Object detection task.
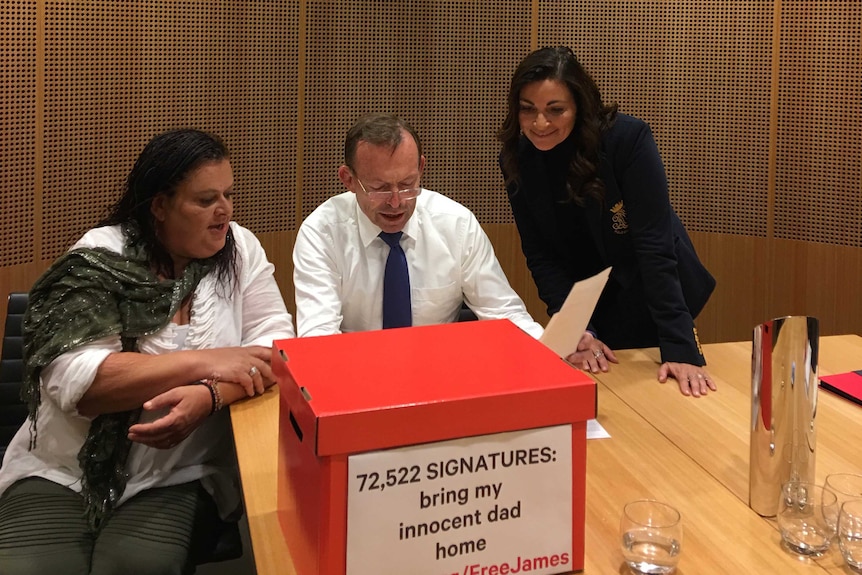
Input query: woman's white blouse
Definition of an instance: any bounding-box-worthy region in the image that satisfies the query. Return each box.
[0,223,295,518]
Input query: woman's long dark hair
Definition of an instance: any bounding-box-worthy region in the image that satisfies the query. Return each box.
[498,46,618,205]
[99,128,237,289]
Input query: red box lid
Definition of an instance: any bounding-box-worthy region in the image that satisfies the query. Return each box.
[274,319,596,456]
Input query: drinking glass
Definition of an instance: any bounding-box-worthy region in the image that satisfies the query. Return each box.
[777,481,838,556]
[620,500,682,574]
[838,500,862,570]
[826,473,862,508]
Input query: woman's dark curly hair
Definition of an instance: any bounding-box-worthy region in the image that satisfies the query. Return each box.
[498,46,618,205]
[99,128,237,289]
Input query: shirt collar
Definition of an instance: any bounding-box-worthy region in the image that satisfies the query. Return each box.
[354,189,424,247]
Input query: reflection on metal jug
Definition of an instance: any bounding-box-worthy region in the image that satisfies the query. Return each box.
[749,316,819,517]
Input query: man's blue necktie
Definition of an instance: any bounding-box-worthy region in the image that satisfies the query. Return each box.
[379,231,412,329]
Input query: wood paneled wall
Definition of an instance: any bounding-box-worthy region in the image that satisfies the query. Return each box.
[1,1,860,345]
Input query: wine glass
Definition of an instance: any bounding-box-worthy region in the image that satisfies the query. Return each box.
[825,473,862,508]
[838,499,862,570]
[777,481,838,556]
[620,500,682,574]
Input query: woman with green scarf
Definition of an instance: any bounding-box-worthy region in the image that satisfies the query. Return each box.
[0,129,295,574]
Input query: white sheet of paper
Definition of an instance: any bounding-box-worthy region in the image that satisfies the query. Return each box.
[539,267,612,358]
[587,418,611,439]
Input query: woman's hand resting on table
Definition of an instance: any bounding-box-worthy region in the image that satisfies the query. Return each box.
[193,345,275,397]
[565,331,619,373]
[658,362,716,397]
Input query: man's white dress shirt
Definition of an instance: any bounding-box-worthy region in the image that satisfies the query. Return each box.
[293,189,543,339]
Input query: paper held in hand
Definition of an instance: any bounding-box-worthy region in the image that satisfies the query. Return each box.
[539,267,611,359]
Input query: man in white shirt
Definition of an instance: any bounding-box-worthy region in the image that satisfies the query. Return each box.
[293,113,544,338]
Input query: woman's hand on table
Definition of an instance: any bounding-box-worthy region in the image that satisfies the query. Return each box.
[566,331,618,373]
[195,345,274,396]
[658,362,717,397]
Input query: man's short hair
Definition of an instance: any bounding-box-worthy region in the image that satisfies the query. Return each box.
[344,113,423,170]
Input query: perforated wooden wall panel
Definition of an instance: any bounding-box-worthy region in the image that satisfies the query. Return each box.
[1,1,37,267]
[41,1,298,260]
[3,1,862,342]
[539,1,773,237]
[303,0,532,222]
[776,1,862,247]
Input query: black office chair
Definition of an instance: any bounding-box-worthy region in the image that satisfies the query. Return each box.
[0,293,29,464]
[0,292,241,565]
[191,514,243,565]
[457,302,478,322]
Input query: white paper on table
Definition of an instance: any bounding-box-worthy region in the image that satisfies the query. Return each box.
[539,266,612,358]
[587,418,611,439]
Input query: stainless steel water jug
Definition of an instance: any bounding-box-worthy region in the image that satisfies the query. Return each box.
[749,316,819,517]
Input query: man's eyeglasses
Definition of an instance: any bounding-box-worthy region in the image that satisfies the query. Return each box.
[354,175,422,202]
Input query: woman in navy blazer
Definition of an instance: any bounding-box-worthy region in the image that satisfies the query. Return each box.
[499,46,716,397]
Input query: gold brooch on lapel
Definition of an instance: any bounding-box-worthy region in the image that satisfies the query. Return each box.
[611,200,628,234]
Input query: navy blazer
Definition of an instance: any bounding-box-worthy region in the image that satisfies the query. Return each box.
[505,114,715,365]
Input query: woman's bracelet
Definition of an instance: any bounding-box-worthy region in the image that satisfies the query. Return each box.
[196,374,223,414]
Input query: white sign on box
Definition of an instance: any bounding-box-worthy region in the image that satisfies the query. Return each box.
[346,425,573,575]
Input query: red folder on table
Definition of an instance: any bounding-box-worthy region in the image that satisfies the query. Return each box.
[819,370,862,407]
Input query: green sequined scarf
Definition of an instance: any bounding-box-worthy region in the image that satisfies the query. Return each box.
[21,241,213,530]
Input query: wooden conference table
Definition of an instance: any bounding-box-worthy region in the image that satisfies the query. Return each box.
[230,335,862,574]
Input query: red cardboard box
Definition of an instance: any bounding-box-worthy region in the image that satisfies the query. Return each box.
[275,319,596,575]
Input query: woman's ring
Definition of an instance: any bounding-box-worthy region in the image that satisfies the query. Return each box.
[593,350,604,359]
[249,366,259,377]
[697,374,704,379]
